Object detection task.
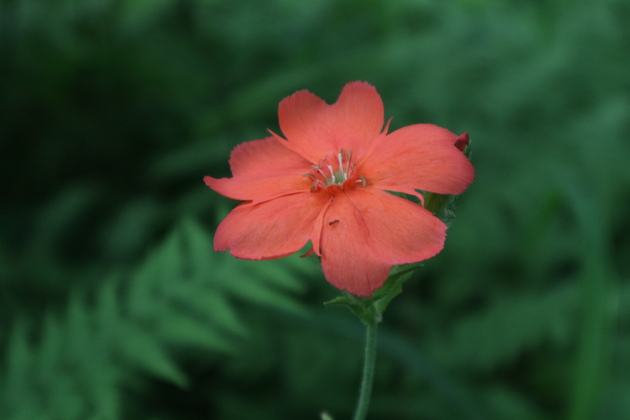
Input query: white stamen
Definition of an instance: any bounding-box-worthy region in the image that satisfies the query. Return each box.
[307,149,363,191]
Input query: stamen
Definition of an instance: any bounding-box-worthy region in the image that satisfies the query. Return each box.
[306,148,364,192]
[310,179,326,192]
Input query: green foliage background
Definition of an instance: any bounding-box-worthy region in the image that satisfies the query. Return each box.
[1,0,629,419]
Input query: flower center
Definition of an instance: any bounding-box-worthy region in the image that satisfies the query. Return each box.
[304,149,366,193]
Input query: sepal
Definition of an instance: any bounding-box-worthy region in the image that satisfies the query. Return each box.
[324,261,424,322]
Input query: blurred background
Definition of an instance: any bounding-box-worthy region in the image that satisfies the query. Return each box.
[1,0,629,419]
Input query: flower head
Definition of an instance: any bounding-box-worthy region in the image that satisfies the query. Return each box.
[205,82,474,297]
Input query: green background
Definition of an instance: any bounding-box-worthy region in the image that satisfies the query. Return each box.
[1,0,629,419]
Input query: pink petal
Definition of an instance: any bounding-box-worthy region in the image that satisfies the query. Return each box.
[228,136,311,177]
[319,188,446,296]
[204,137,313,203]
[204,175,311,203]
[359,124,474,196]
[214,191,330,260]
[277,81,385,163]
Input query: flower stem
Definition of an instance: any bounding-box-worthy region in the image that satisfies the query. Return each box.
[352,316,379,420]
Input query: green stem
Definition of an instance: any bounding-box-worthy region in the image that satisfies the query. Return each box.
[352,317,379,420]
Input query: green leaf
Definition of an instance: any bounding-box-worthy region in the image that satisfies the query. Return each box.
[117,324,187,387]
[156,311,234,353]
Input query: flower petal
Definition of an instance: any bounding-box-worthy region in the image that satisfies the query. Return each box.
[360,124,475,195]
[204,136,312,203]
[329,81,385,157]
[229,136,311,177]
[319,188,446,296]
[277,81,384,163]
[204,175,311,204]
[214,191,330,260]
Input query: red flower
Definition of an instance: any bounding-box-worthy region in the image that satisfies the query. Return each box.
[205,82,474,297]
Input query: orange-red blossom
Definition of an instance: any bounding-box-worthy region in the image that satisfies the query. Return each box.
[205,81,474,297]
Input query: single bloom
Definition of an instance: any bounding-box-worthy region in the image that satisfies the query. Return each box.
[205,81,474,297]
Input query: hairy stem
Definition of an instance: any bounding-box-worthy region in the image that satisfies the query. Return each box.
[352,317,378,420]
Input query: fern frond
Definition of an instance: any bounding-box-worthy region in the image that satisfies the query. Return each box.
[0,217,310,420]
